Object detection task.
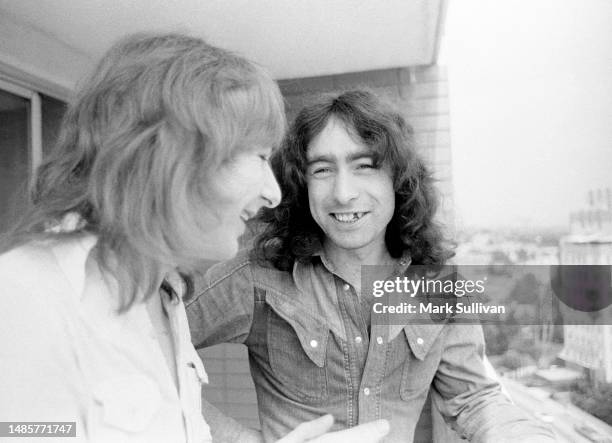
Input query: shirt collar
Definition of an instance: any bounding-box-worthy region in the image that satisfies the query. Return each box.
[303,248,412,277]
[160,272,184,304]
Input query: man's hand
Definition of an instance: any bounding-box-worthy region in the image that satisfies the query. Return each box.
[278,414,389,442]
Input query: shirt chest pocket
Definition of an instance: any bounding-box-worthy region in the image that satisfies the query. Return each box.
[400,325,444,401]
[263,289,329,403]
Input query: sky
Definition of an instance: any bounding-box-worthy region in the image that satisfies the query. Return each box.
[441,0,612,229]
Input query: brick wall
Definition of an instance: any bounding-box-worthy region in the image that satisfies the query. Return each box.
[199,344,260,428]
[199,65,456,437]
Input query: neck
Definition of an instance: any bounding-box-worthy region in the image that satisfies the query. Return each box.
[323,241,393,287]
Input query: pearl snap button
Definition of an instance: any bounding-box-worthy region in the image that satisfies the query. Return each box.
[343,283,350,291]
[376,336,383,345]
[355,336,362,344]
[416,337,424,345]
[363,388,370,396]
[310,340,318,348]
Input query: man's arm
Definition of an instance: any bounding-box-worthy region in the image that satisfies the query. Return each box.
[186,254,256,349]
[185,255,261,441]
[431,324,555,442]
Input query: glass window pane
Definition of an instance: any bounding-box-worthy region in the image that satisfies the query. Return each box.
[0,89,30,234]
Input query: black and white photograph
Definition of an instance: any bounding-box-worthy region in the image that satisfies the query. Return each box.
[0,1,611,441]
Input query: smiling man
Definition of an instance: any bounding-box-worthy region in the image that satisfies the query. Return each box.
[187,90,555,442]
[305,115,396,283]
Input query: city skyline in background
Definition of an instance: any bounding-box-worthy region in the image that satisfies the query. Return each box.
[442,0,612,230]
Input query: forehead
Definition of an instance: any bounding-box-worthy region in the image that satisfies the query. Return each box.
[306,118,371,160]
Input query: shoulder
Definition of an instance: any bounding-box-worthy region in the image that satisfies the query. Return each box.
[0,241,59,289]
[188,248,293,301]
[0,241,80,347]
[206,248,254,286]
[186,249,255,306]
[0,235,96,306]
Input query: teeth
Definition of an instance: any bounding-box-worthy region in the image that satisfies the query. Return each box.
[332,212,365,223]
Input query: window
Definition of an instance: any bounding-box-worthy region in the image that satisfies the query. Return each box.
[0,79,66,234]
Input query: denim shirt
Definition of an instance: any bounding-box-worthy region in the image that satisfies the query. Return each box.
[187,249,554,442]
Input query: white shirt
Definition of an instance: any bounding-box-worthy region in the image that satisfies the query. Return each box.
[0,235,212,443]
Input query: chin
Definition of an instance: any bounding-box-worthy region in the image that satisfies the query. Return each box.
[217,244,239,261]
[328,237,373,252]
[204,239,239,261]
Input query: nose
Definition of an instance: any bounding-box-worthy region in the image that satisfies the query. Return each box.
[261,162,281,208]
[333,170,358,205]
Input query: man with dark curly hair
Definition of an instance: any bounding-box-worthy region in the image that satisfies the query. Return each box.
[187,90,554,442]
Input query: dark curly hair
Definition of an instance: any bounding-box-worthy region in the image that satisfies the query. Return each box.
[252,89,454,271]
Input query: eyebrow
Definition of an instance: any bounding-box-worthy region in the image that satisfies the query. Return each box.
[306,150,374,166]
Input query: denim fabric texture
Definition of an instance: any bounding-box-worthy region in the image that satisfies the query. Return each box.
[187,249,555,442]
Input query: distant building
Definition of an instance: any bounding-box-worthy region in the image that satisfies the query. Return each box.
[558,325,612,383]
[559,188,612,384]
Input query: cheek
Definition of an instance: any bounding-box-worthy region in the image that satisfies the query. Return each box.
[199,189,239,226]
[229,163,265,199]
[197,231,239,261]
[377,178,396,218]
[307,183,327,215]
[205,173,255,217]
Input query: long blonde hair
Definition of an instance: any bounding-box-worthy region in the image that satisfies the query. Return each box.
[1,33,286,310]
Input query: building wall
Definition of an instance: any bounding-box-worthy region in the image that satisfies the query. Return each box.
[559,192,612,384]
[199,65,456,436]
[560,240,612,265]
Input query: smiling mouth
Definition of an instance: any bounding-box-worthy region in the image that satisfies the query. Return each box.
[330,212,367,223]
